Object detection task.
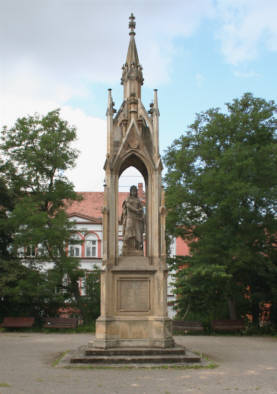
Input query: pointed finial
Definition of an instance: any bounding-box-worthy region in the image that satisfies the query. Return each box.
[153,89,160,116]
[129,13,136,36]
[106,88,116,116]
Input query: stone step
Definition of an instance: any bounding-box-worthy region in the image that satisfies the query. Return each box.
[85,346,186,356]
[70,353,201,364]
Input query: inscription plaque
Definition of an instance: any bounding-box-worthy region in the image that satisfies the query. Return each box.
[117,278,150,312]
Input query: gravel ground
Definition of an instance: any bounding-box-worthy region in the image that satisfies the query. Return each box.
[0,333,276,394]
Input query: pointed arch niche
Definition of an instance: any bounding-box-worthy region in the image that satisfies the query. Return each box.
[117,153,149,257]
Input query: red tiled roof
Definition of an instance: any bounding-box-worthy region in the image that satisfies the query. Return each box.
[65,182,145,222]
[65,191,129,221]
[176,237,191,256]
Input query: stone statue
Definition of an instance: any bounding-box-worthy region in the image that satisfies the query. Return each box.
[121,185,144,255]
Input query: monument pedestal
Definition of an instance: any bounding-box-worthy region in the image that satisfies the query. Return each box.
[93,316,174,349]
[93,256,175,349]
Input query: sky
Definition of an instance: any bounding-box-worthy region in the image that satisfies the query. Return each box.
[1,0,277,192]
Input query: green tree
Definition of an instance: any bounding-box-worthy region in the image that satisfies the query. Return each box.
[78,266,101,324]
[0,109,83,319]
[164,93,277,325]
[0,174,14,259]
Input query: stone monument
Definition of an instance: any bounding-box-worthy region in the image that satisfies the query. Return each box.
[93,13,174,349]
[69,14,201,365]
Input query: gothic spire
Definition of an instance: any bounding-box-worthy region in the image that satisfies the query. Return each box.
[121,14,144,99]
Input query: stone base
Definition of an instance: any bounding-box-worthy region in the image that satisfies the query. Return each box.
[70,346,201,365]
[95,316,174,349]
[91,337,175,349]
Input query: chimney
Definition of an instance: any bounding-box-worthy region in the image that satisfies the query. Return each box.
[138,182,144,200]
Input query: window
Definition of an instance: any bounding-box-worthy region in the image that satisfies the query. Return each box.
[26,245,36,257]
[80,277,86,296]
[68,235,82,257]
[85,234,97,257]
[69,246,81,257]
[37,243,48,257]
[17,247,25,258]
[51,246,61,258]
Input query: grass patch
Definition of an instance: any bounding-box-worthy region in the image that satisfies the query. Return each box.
[53,346,218,370]
[63,362,218,370]
[52,351,69,367]
[0,382,11,387]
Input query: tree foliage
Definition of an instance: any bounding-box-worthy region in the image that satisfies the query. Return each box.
[0,109,84,320]
[164,93,277,324]
[78,267,101,324]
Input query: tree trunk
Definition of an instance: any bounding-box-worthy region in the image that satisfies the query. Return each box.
[251,302,260,326]
[227,298,237,320]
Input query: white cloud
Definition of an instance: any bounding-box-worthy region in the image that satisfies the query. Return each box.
[0,0,215,88]
[62,107,106,192]
[2,0,276,193]
[0,0,215,191]
[0,60,89,128]
[0,61,106,191]
[216,0,277,65]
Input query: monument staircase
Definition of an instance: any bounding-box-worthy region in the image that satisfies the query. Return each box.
[70,346,200,365]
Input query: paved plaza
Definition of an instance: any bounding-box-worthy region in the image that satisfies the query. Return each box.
[0,333,276,394]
